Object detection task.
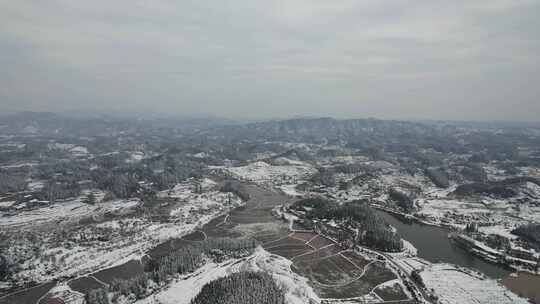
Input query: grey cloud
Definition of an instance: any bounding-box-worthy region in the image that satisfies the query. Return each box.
[0,0,538,121]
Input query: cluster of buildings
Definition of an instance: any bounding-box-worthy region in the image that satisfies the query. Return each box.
[450,233,540,273]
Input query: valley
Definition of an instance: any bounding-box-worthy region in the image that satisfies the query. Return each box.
[1,114,539,304]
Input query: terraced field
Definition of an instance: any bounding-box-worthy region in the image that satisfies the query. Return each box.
[261,228,409,302]
[191,183,411,302]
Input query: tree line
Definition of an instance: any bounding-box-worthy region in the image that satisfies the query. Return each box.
[512,223,540,250]
[292,198,403,252]
[86,237,258,304]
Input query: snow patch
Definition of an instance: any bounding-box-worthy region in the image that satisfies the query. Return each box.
[226,161,316,186]
[0,199,140,228]
[0,201,15,208]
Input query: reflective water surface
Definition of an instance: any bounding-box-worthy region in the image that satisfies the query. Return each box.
[376,210,540,303]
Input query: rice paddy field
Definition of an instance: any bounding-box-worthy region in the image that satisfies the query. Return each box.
[260,228,408,301]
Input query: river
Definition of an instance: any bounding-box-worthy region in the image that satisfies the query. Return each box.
[376,210,540,303]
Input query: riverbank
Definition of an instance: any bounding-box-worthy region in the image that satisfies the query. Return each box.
[371,204,456,230]
[376,209,540,303]
[373,205,540,274]
[503,272,540,303]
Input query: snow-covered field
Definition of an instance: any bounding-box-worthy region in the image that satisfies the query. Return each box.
[135,247,319,304]
[420,263,528,304]
[390,255,528,304]
[226,161,316,185]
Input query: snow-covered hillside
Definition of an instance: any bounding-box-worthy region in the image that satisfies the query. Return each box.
[226,161,316,186]
[135,247,319,304]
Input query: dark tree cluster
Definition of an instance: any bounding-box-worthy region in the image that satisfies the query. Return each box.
[332,163,369,175]
[450,177,539,199]
[151,246,205,275]
[425,168,450,188]
[292,198,403,252]
[0,171,27,193]
[92,170,141,199]
[101,238,258,303]
[512,223,540,249]
[454,183,516,198]
[411,270,425,288]
[0,254,16,281]
[388,188,415,212]
[34,161,91,181]
[17,150,204,205]
[201,237,257,255]
[460,164,488,183]
[36,180,82,202]
[310,167,336,187]
[86,288,110,304]
[191,272,285,304]
[104,246,206,302]
[220,180,251,201]
[485,234,511,251]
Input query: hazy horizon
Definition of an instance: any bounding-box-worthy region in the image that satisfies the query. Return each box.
[5,110,540,126]
[1,1,539,121]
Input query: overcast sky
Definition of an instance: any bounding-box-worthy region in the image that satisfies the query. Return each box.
[1,1,539,121]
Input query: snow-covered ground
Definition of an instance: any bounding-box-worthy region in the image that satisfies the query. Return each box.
[27,181,45,191]
[8,206,234,284]
[517,203,540,223]
[401,239,418,256]
[15,241,145,285]
[279,184,302,197]
[46,284,85,304]
[390,255,528,304]
[126,151,145,163]
[159,178,241,220]
[318,155,370,165]
[0,199,140,228]
[135,247,319,304]
[3,178,245,285]
[392,256,430,275]
[168,197,237,219]
[0,201,15,208]
[226,161,316,185]
[0,162,38,169]
[158,178,218,199]
[48,143,89,156]
[420,263,528,304]
[415,195,539,240]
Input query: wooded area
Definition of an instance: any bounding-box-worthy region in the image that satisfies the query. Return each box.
[191,272,285,304]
